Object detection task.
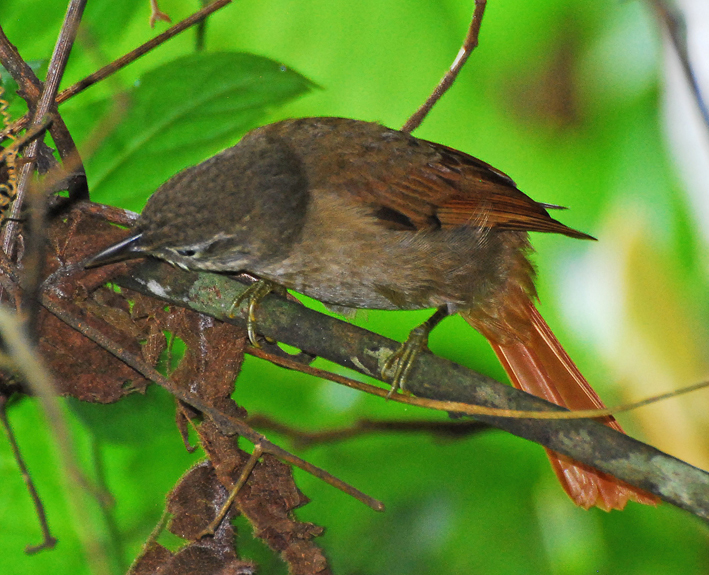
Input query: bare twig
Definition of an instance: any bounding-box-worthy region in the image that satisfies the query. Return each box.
[649,0,709,131]
[199,443,264,537]
[0,27,87,199]
[401,0,487,133]
[0,29,42,101]
[0,116,53,166]
[1,0,231,142]
[0,310,107,502]
[0,306,112,572]
[195,0,212,51]
[127,507,170,574]
[0,247,20,301]
[249,341,709,422]
[247,413,491,447]
[149,0,172,28]
[59,0,230,103]
[0,116,53,325]
[0,395,57,554]
[2,0,88,257]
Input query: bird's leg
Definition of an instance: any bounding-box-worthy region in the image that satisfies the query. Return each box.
[228,279,285,347]
[382,306,449,397]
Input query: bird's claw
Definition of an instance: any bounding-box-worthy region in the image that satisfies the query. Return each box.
[381,306,449,398]
[382,326,429,398]
[228,279,276,347]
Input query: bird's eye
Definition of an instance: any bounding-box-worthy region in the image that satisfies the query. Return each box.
[176,248,197,257]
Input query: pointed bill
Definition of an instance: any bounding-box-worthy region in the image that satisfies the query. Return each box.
[84,233,145,268]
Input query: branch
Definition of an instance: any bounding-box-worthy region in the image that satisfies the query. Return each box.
[59,0,231,103]
[0,306,112,570]
[1,0,88,258]
[247,413,492,448]
[109,259,709,520]
[0,26,87,200]
[0,395,57,554]
[649,0,709,132]
[401,0,486,133]
[0,0,233,145]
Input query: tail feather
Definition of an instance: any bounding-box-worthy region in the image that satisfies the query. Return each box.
[463,300,657,511]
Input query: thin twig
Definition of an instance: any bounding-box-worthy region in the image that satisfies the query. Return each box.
[0,116,53,328]
[199,443,264,538]
[59,0,230,103]
[401,0,487,133]
[0,0,232,148]
[649,0,709,131]
[248,344,709,422]
[0,29,37,93]
[247,414,491,447]
[0,247,20,301]
[0,395,57,554]
[2,0,88,257]
[0,1,230,227]
[149,0,172,28]
[40,292,385,512]
[0,310,109,504]
[0,27,87,200]
[0,116,53,166]
[127,506,170,574]
[195,0,212,51]
[0,306,112,572]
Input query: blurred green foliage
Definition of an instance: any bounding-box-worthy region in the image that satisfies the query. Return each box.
[0,0,708,573]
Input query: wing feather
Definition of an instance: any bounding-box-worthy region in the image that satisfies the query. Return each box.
[356,138,593,240]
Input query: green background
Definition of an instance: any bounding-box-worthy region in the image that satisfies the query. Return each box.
[1,0,708,573]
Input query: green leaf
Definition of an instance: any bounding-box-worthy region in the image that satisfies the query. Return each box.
[66,52,316,208]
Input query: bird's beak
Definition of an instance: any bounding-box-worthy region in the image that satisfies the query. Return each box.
[84,233,145,269]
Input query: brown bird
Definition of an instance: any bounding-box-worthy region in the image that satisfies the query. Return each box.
[86,117,656,510]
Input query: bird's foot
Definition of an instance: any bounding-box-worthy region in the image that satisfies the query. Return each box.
[228,279,283,347]
[381,306,449,397]
[381,326,430,398]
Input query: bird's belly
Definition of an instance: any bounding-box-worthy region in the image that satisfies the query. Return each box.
[254,226,526,313]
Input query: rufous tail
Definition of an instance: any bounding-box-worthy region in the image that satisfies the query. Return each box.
[463,300,657,511]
